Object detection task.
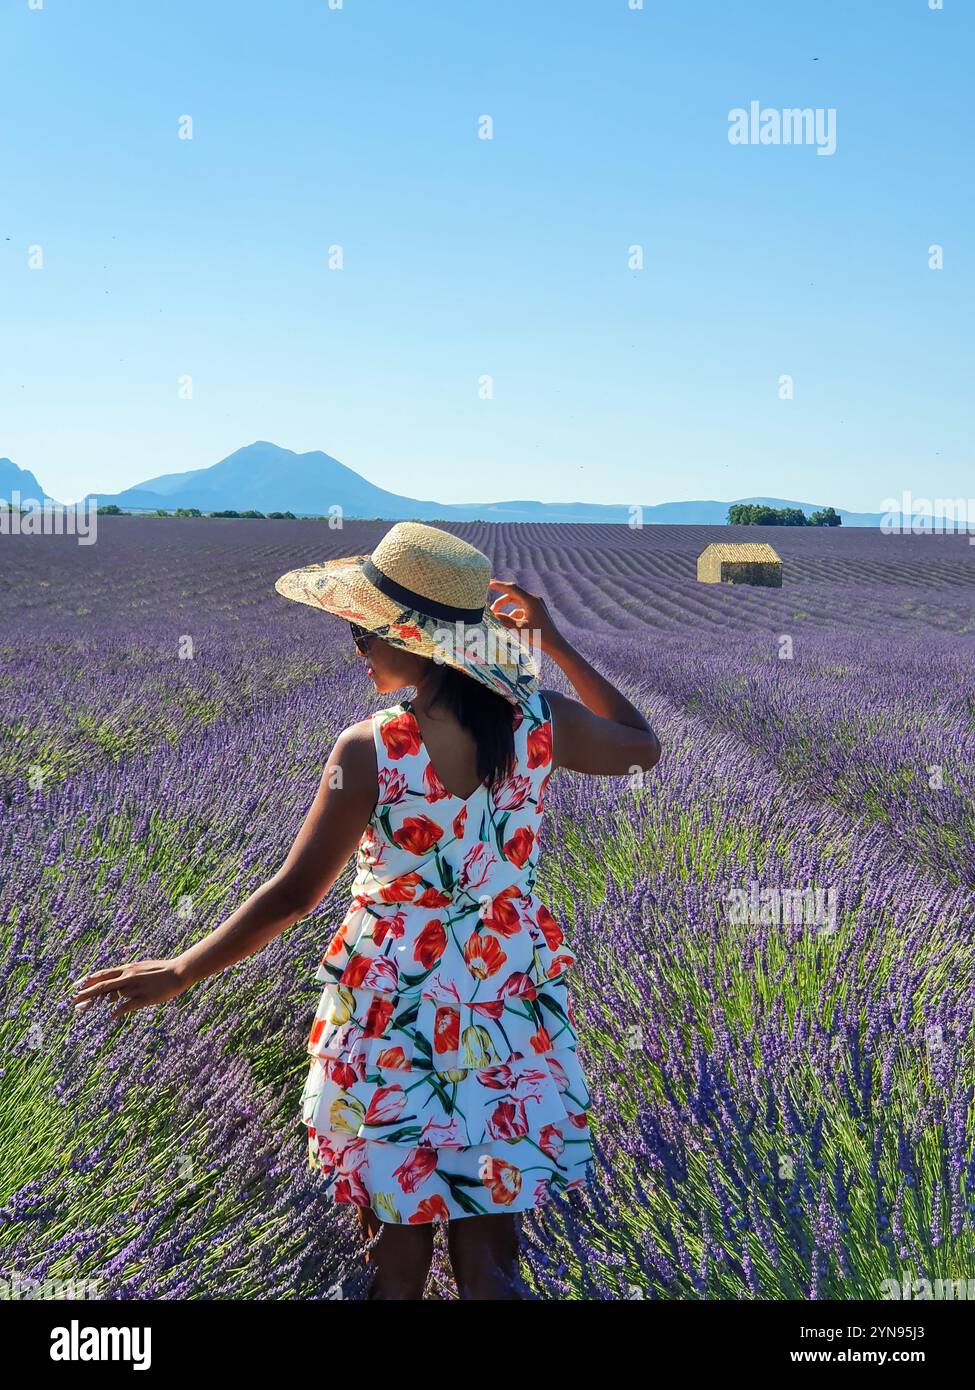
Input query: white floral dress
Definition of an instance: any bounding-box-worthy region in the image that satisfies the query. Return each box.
[300,687,593,1223]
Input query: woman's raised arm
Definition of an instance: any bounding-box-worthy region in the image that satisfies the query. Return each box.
[488,577,661,777]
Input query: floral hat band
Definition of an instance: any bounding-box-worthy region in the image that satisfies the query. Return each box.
[274,521,540,706]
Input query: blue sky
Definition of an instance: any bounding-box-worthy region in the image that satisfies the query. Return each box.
[1,0,971,510]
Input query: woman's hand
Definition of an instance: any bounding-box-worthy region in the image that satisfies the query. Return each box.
[488,579,564,656]
[70,959,191,1019]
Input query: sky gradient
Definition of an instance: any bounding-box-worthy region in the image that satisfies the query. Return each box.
[1,0,971,511]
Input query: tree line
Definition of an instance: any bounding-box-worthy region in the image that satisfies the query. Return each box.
[96,506,313,519]
[727,504,841,527]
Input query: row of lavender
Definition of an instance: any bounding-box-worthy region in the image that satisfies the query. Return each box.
[630,631,975,886]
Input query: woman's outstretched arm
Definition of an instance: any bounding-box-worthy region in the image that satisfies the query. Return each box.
[70,721,378,1018]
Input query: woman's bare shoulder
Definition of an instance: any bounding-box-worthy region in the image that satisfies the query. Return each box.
[341,716,376,742]
[331,718,378,779]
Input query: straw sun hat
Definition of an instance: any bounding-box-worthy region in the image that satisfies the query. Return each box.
[274,522,540,705]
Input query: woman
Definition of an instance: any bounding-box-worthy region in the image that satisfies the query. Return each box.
[71,522,661,1300]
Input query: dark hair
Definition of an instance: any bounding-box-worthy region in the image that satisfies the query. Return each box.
[420,661,516,792]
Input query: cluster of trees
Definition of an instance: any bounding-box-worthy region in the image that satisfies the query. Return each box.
[159,507,305,519]
[202,509,303,519]
[727,504,841,527]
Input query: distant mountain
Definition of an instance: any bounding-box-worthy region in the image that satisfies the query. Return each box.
[0,441,937,527]
[0,457,51,504]
[67,441,889,525]
[78,442,443,519]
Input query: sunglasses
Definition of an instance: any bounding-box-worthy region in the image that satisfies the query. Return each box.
[349,621,375,653]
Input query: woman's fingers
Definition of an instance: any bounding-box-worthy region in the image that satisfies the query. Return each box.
[488,579,530,617]
[72,977,130,1005]
[489,579,538,603]
[72,966,125,990]
[488,594,517,620]
[71,967,150,1005]
[71,960,168,1002]
[74,976,147,1017]
[489,598,528,627]
[489,579,533,604]
[70,960,181,1020]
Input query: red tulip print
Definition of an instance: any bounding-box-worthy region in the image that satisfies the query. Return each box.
[392,815,444,855]
[380,711,423,759]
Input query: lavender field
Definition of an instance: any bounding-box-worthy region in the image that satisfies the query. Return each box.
[2,517,974,1300]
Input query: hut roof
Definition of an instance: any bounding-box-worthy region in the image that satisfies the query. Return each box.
[699,542,781,563]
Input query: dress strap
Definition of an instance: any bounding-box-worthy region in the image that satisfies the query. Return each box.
[371,701,428,797]
[513,687,553,771]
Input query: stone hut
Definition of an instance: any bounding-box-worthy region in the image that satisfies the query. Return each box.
[697,542,782,587]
